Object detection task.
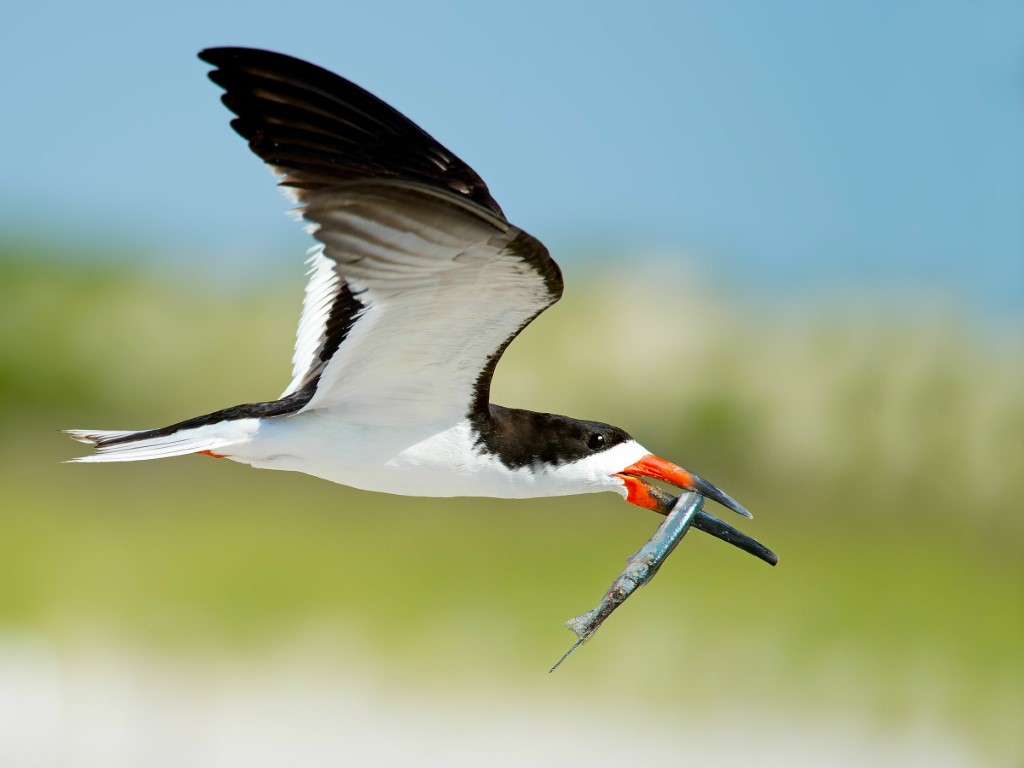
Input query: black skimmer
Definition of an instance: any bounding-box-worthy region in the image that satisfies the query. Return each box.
[66,48,776,639]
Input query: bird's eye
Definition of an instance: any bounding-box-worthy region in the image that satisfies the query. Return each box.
[587,433,606,451]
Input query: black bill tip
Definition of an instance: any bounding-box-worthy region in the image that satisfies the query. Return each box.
[689,473,753,519]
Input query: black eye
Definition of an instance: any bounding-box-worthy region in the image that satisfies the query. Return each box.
[587,433,606,451]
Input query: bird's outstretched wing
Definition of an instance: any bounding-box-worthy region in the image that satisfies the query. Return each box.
[200,48,562,425]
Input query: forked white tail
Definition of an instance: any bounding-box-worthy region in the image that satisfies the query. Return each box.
[64,420,259,463]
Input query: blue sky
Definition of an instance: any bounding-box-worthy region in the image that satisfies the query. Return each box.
[3,1,1022,318]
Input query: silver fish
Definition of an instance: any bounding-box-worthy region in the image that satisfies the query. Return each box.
[551,491,777,672]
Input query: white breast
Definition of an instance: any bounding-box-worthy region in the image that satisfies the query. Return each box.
[232,415,647,501]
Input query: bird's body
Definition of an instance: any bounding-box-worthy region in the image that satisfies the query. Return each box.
[67,48,771,553]
[254,414,651,500]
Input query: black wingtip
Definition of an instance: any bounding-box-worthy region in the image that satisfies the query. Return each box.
[199,46,269,65]
[198,46,245,69]
[195,45,507,219]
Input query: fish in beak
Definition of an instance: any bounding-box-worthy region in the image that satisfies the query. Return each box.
[613,453,777,566]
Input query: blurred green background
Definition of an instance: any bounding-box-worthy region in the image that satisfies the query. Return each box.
[1,246,1021,765]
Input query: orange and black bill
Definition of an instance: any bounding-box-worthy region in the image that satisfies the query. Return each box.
[615,454,778,566]
[618,454,751,518]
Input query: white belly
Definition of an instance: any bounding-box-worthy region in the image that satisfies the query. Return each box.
[227,412,640,501]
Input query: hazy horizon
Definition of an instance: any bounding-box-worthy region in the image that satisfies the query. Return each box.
[4,1,1022,320]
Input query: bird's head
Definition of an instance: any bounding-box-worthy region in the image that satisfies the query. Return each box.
[579,423,751,519]
[486,408,750,519]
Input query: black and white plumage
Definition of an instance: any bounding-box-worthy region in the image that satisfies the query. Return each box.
[66,48,770,555]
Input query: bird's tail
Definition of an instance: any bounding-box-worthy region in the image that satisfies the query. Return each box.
[64,419,258,463]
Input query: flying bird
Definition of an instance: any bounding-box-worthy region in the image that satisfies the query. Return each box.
[66,48,773,564]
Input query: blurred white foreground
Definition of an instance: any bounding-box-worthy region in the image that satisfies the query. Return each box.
[0,633,985,768]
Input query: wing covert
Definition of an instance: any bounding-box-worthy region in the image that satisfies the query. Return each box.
[300,180,561,424]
